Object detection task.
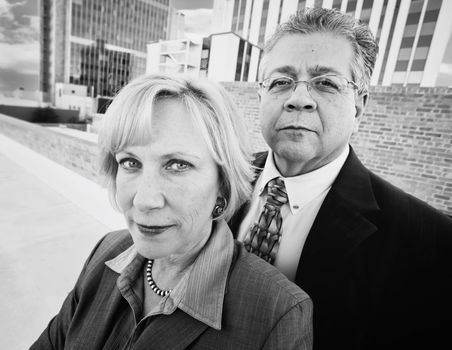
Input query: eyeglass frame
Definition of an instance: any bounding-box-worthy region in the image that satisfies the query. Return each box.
[258,74,359,99]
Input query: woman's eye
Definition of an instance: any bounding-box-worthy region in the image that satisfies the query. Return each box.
[166,160,191,172]
[118,158,141,170]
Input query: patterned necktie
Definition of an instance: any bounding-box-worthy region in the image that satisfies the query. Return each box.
[244,177,288,264]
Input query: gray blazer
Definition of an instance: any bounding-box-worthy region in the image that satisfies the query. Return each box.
[31,230,313,349]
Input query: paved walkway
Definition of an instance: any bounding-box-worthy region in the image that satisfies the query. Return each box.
[0,135,124,349]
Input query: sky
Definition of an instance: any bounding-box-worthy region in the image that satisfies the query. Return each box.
[173,0,213,39]
[0,0,213,93]
[0,0,39,91]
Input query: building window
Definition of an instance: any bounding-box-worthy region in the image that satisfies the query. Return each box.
[378,0,401,84]
[346,0,357,16]
[236,39,245,81]
[297,1,306,11]
[258,0,270,46]
[242,42,253,81]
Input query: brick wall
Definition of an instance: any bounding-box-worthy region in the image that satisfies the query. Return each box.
[222,83,452,215]
[1,83,451,215]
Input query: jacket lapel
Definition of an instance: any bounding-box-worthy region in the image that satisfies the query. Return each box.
[133,309,208,350]
[295,148,380,287]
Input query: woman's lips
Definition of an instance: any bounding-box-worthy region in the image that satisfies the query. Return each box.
[136,223,173,235]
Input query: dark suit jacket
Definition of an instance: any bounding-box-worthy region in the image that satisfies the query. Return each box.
[229,147,452,350]
[31,230,313,350]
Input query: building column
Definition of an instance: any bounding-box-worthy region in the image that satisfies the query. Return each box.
[421,0,452,86]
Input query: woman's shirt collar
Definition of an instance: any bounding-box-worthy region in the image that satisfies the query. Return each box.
[105,219,234,330]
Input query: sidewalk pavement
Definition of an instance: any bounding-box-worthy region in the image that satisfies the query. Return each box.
[0,134,125,350]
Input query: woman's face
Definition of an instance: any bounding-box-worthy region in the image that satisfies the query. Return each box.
[115,99,220,260]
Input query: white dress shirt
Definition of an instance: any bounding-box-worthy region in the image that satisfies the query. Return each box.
[238,146,349,281]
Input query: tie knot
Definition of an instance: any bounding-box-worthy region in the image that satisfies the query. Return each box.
[265,178,288,208]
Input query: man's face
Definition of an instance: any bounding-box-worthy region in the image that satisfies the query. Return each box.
[259,32,366,176]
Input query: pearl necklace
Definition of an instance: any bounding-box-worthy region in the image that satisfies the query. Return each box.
[146,259,172,297]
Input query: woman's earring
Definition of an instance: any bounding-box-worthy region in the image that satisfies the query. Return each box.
[212,197,227,218]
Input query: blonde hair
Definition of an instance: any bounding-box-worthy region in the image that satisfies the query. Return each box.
[98,73,254,221]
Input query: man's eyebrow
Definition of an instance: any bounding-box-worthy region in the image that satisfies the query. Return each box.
[265,65,346,79]
[266,65,298,78]
[309,65,343,76]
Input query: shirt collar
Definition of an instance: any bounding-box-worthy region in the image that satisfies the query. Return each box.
[259,146,349,214]
[105,219,234,330]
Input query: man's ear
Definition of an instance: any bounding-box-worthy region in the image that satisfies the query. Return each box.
[353,92,368,133]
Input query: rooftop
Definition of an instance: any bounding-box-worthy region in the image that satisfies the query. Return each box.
[0,134,124,349]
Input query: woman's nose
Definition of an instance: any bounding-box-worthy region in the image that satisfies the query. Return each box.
[132,173,165,211]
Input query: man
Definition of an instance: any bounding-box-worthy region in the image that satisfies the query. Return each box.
[229,8,452,350]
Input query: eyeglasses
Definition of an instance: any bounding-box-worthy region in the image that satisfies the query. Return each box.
[259,74,359,99]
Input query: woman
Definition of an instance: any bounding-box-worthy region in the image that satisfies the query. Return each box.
[31,74,313,349]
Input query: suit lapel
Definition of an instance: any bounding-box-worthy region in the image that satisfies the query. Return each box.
[295,148,380,287]
[132,309,208,350]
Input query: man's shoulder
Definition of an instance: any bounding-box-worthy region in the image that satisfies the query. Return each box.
[339,150,451,227]
[369,170,452,224]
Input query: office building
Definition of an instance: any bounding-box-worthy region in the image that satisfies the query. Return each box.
[168,9,186,40]
[215,0,452,86]
[147,33,262,82]
[40,0,171,105]
[147,38,203,76]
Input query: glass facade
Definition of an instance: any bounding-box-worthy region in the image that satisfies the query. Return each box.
[231,0,241,32]
[297,1,307,12]
[346,0,357,17]
[41,0,170,100]
[360,0,374,25]
[258,0,270,46]
[235,39,245,81]
[332,0,342,10]
[237,0,248,34]
[40,0,52,95]
[69,0,169,97]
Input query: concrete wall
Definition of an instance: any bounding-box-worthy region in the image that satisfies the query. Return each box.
[222,82,452,215]
[0,114,99,184]
[0,105,81,123]
[1,83,451,215]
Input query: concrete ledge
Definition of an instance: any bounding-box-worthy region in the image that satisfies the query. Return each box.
[0,113,99,183]
[0,132,124,230]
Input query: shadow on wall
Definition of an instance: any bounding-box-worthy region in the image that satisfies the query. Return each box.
[0,105,81,124]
